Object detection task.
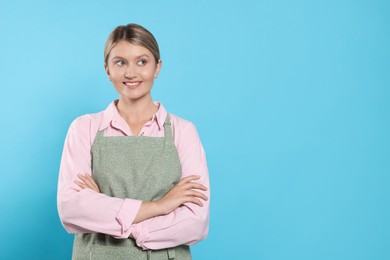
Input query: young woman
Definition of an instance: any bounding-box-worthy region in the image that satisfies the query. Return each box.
[57,24,210,260]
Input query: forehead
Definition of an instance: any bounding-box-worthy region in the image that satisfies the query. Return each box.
[109,40,153,59]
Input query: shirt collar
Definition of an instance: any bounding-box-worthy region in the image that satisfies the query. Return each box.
[99,100,168,131]
[151,101,167,130]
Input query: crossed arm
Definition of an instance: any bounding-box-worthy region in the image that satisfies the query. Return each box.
[75,174,208,224]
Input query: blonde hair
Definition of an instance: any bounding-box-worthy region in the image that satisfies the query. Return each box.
[104,24,160,65]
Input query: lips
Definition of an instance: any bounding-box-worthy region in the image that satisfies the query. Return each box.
[123,81,142,89]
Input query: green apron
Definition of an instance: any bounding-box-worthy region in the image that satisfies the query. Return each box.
[72,115,191,260]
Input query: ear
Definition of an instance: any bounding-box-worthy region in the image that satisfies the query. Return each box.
[154,60,162,79]
[104,63,111,81]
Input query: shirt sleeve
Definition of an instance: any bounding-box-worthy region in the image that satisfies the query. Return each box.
[57,116,142,239]
[131,121,210,250]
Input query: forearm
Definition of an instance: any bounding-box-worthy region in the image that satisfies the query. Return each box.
[58,186,142,238]
[132,201,164,224]
[132,200,210,250]
[133,174,207,224]
[131,173,210,249]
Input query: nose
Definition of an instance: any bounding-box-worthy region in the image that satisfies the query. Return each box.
[124,64,137,79]
[125,72,136,79]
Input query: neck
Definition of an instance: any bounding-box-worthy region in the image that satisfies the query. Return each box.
[116,95,158,123]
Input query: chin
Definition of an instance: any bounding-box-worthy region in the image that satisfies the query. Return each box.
[121,92,150,101]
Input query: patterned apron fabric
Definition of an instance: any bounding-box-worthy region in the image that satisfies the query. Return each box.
[72,115,191,260]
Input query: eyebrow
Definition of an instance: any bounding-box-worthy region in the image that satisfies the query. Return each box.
[111,54,151,61]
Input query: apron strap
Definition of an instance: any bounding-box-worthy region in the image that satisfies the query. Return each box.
[95,129,105,139]
[163,114,173,140]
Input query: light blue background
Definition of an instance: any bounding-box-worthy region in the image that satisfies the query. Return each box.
[0,0,389,259]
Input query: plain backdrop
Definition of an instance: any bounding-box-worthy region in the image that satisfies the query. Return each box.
[0,0,389,259]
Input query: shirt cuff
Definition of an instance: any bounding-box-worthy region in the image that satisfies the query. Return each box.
[131,221,150,250]
[113,198,142,239]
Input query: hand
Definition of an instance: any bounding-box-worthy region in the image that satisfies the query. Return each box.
[74,173,101,193]
[156,175,208,215]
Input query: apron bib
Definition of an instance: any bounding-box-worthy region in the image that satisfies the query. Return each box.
[72,115,191,260]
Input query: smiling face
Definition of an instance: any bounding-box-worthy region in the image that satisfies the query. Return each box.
[104,40,162,103]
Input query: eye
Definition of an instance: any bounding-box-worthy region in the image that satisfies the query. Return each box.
[115,59,126,66]
[137,59,147,66]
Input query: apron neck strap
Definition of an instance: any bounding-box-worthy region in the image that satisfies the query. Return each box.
[163,114,172,139]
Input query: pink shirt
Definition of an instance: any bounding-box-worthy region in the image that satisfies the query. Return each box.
[57,100,210,250]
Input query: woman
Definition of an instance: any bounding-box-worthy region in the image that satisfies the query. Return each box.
[57,24,210,260]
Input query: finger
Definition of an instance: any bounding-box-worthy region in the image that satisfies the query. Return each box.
[187,190,209,201]
[82,175,100,193]
[78,174,96,190]
[84,174,100,192]
[184,197,204,207]
[75,179,98,192]
[74,180,87,189]
[178,175,201,185]
[183,182,208,191]
[77,173,87,182]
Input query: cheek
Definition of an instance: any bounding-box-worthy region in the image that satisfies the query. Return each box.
[111,71,124,82]
[141,67,158,80]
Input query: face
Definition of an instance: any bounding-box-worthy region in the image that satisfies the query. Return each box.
[104,40,161,102]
